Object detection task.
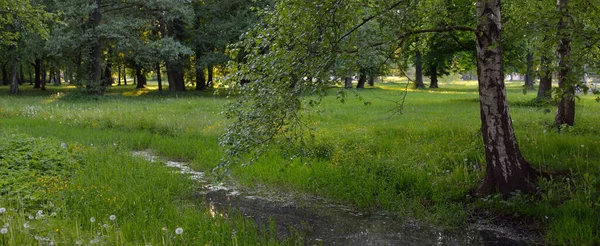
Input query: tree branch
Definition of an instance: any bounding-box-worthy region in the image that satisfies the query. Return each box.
[337,0,406,42]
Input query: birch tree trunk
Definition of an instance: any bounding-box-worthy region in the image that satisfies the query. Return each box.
[475,0,537,195]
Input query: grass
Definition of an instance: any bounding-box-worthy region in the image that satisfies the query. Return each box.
[1,78,599,245]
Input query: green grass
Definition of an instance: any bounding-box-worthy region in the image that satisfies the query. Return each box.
[1,79,599,245]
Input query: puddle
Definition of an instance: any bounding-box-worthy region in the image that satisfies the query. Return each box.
[132,150,537,245]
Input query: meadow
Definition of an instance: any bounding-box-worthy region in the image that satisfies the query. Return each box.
[0,77,599,245]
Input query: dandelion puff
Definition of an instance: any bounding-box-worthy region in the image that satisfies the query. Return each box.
[175,228,184,235]
[109,215,116,221]
[581,145,585,148]
[0,228,7,234]
[23,223,30,229]
[61,143,68,149]
[90,217,96,223]
[0,208,5,214]
[103,224,109,229]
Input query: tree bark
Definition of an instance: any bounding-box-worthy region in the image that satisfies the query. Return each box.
[34,59,42,88]
[368,75,375,86]
[162,17,186,91]
[2,64,8,85]
[344,77,353,89]
[9,59,19,94]
[429,65,438,88]
[195,63,206,91]
[103,55,114,87]
[135,68,146,89]
[117,64,121,86]
[87,0,103,94]
[207,65,214,88]
[524,52,534,90]
[156,63,163,92]
[18,64,24,85]
[555,0,575,126]
[356,69,367,89]
[40,61,46,91]
[415,50,425,88]
[537,55,553,101]
[475,0,537,196]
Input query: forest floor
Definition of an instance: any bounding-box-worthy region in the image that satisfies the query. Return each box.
[1,77,599,245]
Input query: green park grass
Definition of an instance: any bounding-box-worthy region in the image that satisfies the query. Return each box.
[1,78,599,245]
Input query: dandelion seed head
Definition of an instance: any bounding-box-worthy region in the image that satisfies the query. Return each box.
[103,224,109,229]
[23,223,30,229]
[175,227,184,235]
[61,143,68,149]
[0,228,7,234]
[109,215,116,221]
[0,208,5,214]
[581,145,585,148]
[90,217,96,223]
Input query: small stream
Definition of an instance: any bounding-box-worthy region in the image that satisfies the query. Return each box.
[133,150,536,245]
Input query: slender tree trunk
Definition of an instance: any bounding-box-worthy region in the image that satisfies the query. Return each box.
[207,65,214,88]
[368,75,375,86]
[88,0,103,94]
[195,62,206,91]
[28,68,33,85]
[537,55,553,101]
[18,64,24,85]
[34,59,42,88]
[9,59,19,94]
[156,63,163,92]
[103,54,114,87]
[117,64,121,86]
[356,69,367,89]
[555,0,575,126]
[429,65,438,88]
[123,66,128,85]
[475,0,537,196]
[415,50,425,88]
[524,52,534,89]
[2,64,8,85]
[41,62,47,91]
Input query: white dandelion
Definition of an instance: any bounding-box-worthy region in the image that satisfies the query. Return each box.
[175,228,184,235]
[0,208,5,214]
[0,228,8,234]
[23,223,30,229]
[90,217,96,223]
[109,215,116,221]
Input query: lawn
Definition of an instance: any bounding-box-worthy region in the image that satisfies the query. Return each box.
[1,78,599,245]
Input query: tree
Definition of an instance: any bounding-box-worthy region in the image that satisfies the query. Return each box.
[221,0,543,196]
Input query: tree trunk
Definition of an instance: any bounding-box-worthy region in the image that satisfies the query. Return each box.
[9,59,19,94]
[555,0,575,126]
[524,52,534,90]
[356,69,367,89]
[34,59,42,88]
[475,0,537,196]
[135,68,146,89]
[415,50,425,88]
[123,66,128,85]
[162,17,186,92]
[537,55,553,101]
[156,63,163,91]
[429,65,438,88]
[195,63,206,91]
[2,64,9,85]
[40,62,46,91]
[344,77,353,89]
[117,64,121,86]
[18,64,24,85]
[207,65,214,88]
[368,75,375,87]
[88,0,103,94]
[103,54,114,87]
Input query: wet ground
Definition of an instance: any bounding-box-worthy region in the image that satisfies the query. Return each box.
[133,150,539,245]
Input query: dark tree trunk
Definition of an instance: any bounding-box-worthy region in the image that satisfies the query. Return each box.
[34,59,42,88]
[195,63,206,91]
[123,66,128,85]
[161,17,186,91]
[9,59,19,94]
[28,68,33,85]
[88,0,103,94]
[368,75,375,86]
[40,62,46,91]
[207,65,214,88]
[524,52,534,90]
[344,77,353,89]
[475,0,537,196]
[537,55,553,101]
[117,64,121,86]
[356,69,367,89]
[2,64,9,85]
[135,68,146,89]
[415,50,425,88]
[103,54,114,87]
[429,65,438,88]
[156,63,163,92]
[54,69,61,85]
[555,0,575,126]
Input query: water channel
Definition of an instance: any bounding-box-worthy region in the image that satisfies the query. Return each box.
[132,150,537,245]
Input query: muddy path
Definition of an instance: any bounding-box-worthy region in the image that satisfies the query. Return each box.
[133,150,539,245]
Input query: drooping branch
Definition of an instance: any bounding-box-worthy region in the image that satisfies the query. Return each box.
[337,0,406,42]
